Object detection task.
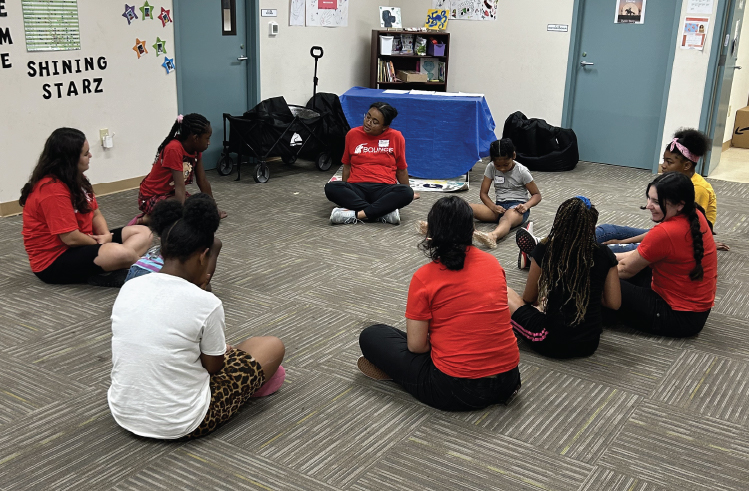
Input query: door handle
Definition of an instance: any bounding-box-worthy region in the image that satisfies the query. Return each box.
[728,65,743,69]
[237,56,248,61]
[580,61,595,66]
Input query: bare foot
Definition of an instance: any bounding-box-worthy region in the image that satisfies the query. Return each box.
[219,209,228,219]
[413,192,421,200]
[473,230,497,249]
[716,241,730,251]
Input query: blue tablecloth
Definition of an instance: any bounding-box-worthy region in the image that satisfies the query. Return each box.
[339,87,497,179]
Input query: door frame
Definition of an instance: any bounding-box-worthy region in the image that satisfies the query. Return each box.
[173,0,261,113]
[561,0,683,173]
[697,0,733,175]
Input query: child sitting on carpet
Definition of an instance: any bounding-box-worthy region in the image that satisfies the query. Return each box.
[109,193,284,439]
[508,197,620,358]
[135,113,227,225]
[469,138,542,250]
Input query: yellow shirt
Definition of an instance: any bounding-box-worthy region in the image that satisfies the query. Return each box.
[691,173,717,225]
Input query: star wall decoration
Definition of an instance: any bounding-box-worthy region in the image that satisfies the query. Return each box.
[152,37,167,55]
[162,56,175,74]
[132,38,148,59]
[158,7,173,27]
[140,1,154,20]
[122,4,138,25]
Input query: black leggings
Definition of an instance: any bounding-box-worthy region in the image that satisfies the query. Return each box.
[359,324,521,411]
[34,228,124,284]
[324,182,414,220]
[511,305,600,359]
[616,269,710,337]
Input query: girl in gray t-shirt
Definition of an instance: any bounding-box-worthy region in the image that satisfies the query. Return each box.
[470,139,542,249]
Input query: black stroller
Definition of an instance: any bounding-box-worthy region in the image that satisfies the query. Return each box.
[217,96,337,182]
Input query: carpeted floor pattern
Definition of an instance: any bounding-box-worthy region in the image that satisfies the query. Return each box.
[1,160,748,490]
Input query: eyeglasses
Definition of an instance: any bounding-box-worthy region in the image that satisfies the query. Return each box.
[363,113,382,125]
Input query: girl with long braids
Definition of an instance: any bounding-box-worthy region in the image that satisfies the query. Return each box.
[109,194,284,439]
[507,197,621,358]
[357,196,520,411]
[21,128,152,286]
[614,172,717,337]
[136,113,226,225]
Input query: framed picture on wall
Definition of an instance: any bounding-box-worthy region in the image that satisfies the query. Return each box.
[379,7,402,28]
[614,0,646,24]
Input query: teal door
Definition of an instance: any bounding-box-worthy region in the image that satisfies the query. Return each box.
[566,0,680,169]
[703,0,744,175]
[173,0,258,169]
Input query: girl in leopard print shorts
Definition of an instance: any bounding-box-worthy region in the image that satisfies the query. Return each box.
[108,194,285,439]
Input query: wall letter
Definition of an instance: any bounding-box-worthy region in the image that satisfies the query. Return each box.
[67,81,78,97]
[0,27,12,45]
[43,84,51,99]
[93,78,103,93]
[0,0,6,17]
[82,78,91,93]
[97,56,107,70]
[54,82,63,98]
[27,61,36,77]
[1,52,10,68]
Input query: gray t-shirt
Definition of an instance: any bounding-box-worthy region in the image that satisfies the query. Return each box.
[483,161,533,202]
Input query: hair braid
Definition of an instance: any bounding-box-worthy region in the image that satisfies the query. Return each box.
[538,198,599,326]
[686,208,705,280]
[155,113,210,159]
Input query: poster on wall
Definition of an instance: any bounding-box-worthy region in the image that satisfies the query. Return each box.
[425,10,448,30]
[687,0,714,14]
[380,7,402,28]
[681,16,709,50]
[614,1,646,24]
[290,0,305,26]
[22,0,82,51]
[306,0,348,27]
[431,0,498,21]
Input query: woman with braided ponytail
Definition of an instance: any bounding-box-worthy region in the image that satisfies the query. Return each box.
[357,196,520,410]
[615,172,717,337]
[136,113,226,225]
[507,197,621,358]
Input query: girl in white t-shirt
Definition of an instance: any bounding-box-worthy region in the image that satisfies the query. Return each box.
[108,194,285,439]
[470,139,542,249]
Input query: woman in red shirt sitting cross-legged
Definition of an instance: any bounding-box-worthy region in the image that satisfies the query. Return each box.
[21,128,152,287]
[324,102,417,225]
[357,196,521,411]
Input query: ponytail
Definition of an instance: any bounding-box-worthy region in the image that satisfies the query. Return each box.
[155,113,210,160]
[686,207,705,281]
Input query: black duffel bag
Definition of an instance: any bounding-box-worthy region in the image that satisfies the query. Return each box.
[501,111,578,172]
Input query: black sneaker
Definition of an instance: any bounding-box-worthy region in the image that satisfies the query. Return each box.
[87,269,128,288]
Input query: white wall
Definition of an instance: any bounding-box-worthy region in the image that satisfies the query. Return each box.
[258,0,389,105]
[660,0,720,157]
[723,5,749,143]
[0,1,177,207]
[398,1,574,127]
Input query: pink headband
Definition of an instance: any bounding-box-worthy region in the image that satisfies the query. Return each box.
[669,138,699,163]
[176,114,184,123]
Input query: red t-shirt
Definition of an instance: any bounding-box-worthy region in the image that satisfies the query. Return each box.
[637,213,717,311]
[139,140,199,198]
[22,177,98,272]
[341,126,407,184]
[405,246,520,378]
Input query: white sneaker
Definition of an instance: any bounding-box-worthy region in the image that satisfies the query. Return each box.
[378,209,400,225]
[330,208,359,225]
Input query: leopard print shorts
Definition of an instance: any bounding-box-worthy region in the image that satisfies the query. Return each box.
[184,349,265,439]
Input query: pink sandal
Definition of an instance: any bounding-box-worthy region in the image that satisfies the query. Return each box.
[251,365,285,397]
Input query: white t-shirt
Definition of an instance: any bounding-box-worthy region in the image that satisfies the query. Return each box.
[108,273,226,439]
[483,161,533,202]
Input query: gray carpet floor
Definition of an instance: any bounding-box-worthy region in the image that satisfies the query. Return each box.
[0,159,748,490]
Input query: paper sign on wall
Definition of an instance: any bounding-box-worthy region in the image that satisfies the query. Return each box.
[681,16,709,50]
[319,0,336,9]
[687,0,714,14]
[614,0,646,24]
[290,0,305,26]
[306,0,348,27]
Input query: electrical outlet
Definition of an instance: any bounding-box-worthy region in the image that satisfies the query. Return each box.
[99,128,109,144]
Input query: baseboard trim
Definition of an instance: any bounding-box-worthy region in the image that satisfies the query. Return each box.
[723,140,732,152]
[1,176,145,218]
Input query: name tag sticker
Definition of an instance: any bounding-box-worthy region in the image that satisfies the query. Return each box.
[495,176,505,184]
[379,140,389,147]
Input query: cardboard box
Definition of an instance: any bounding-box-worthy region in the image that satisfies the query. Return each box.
[396,70,427,83]
[732,106,749,148]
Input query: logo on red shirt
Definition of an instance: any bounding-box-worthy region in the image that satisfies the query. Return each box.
[354,142,394,154]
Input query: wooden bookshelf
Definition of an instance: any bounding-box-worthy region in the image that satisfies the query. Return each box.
[369,30,450,92]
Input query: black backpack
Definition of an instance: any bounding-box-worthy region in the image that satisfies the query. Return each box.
[501,111,579,172]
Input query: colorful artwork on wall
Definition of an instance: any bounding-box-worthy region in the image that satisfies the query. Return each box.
[152,37,167,55]
[122,4,138,25]
[425,9,448,30]
[132,38,148,58]
[158,7,172,27]
[162,56,175,74]
[140,1,155,20]
[305,0,348,27]
[431,0,498,21]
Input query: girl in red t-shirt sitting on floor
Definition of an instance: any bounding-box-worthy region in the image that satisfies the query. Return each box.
[507,197,621,358]
[324,102,416,225]
[614,172,717,337]
[21,128,152,286]
[136,113,226,225]
[357,196,521,411]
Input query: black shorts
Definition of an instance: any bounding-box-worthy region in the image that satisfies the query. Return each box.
[35,228,124,284]
[511,305,600,359]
